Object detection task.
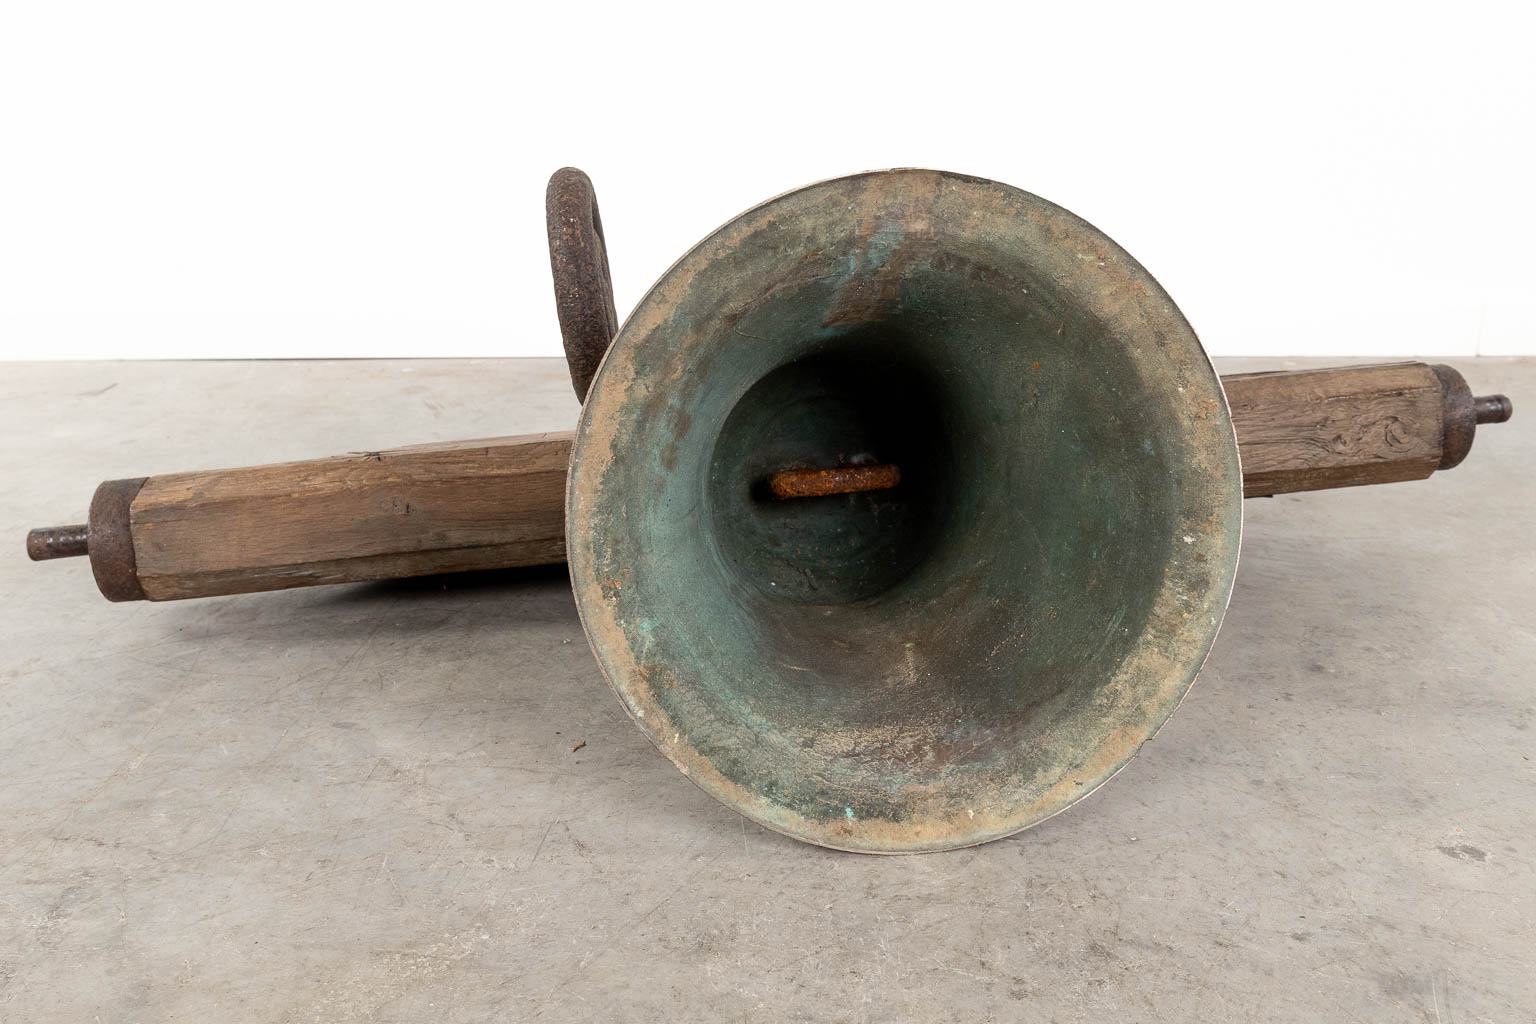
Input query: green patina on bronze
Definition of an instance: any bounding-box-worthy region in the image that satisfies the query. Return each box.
[567,170,1242,853]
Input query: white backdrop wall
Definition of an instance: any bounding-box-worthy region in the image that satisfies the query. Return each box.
[1,2,1531,361]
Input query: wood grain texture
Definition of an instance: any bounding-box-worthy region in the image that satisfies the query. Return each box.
[129,432,572,600]
[1224,362,1445,496]
[120,363,1459,600]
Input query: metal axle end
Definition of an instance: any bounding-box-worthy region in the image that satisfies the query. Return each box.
[27,525,89,561]
[1474,394,1513,424]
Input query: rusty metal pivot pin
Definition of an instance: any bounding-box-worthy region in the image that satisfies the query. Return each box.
[767,463,902,500]
[26,524,89,560]
[1475,395,1513,424]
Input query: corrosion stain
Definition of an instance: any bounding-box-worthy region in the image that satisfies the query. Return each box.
[767,463,901,500]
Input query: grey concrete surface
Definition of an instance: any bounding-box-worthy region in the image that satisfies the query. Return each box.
[0,357,1531,1023]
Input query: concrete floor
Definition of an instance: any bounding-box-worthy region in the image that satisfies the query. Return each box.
[0,357,1531,1022]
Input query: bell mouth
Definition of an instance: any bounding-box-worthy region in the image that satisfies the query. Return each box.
[568,169,1242,853]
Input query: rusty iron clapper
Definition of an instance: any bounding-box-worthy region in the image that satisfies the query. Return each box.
[30,168,1514,853]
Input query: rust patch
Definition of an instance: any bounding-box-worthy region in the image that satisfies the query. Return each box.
[767,463,901,500]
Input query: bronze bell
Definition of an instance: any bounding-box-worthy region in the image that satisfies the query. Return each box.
[568,169,1243,852]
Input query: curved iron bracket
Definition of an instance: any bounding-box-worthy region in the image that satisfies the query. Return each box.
[546,167,619,402]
